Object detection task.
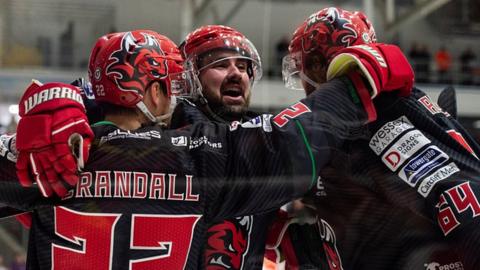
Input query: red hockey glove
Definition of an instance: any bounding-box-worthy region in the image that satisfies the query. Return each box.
[16,81,94,197]
[326,43,414,122]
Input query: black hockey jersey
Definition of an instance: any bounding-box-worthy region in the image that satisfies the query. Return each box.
[266,87,480,270]
[0,78,367,269]
[171,98,276,270]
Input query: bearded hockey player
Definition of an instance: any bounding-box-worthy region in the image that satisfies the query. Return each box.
[174,25,274,269]
[266,7,480,270]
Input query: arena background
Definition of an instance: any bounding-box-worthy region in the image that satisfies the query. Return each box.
[0,0,479,268]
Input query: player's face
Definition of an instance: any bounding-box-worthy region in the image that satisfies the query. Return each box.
[198,51,252,119]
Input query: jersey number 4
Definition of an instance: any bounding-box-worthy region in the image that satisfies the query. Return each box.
[52,206,201,270]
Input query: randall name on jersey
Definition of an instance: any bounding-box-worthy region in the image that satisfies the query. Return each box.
[64,171,200,201]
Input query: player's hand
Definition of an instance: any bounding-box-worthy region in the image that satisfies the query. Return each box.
[326,43,414,122]
[16,80,94,197]
[0,133,18,162]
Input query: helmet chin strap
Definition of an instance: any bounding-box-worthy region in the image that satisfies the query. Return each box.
[299,71,322,91]
[189,70,215,108]
[136,96,178,126]
[155,95,177,124]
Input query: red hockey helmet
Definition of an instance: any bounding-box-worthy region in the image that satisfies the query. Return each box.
[88,30,185,108]
[180,25,262,94]
[283,7,376,90]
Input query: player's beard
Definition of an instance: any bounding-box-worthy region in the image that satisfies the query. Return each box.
[208,94,251,122]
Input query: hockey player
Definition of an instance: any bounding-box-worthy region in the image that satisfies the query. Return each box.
[1,29,413,269]
[266,7,480,270]
[174,25,276,269]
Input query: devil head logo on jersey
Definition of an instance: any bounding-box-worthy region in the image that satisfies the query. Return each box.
[205,216,252,270]
[317,218,344,270]
[302,8,360,64]
[106,31,168,94]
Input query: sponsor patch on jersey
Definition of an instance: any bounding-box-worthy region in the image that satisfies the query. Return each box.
[418,162,460,197]
[423,260,464,270]
[171,136,188,147]
[262,114,273,132]
[82,82,95,100]
[398,146,449,186]
[381,130,431,171]
[418,95,444,115]
[369,116,414,155]
[99,129,162,144]
[229,121,240,131]
[240,116,262,128]
[190,136,222,149]
[229,115,273,132]
[315,176,327,197]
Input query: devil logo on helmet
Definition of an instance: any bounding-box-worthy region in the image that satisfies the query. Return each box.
[302,8,361,63]
[107,32,168,94]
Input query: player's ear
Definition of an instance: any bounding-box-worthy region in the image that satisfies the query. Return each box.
[148,81,167,106]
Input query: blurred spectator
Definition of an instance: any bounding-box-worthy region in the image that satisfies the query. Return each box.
[59,21,74,68]
[409,42,431,83]
[0,255,8,270]
[459,46,477,85]
[273,35,290,78]
[37,36,52,67]
[10,253,25,270]
[417,44,432,83]
[435,46,452,84]
[408,43,421,69]
[6,115,17,134]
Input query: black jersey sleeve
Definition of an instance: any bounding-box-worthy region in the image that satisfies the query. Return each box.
[202,77,368,219]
